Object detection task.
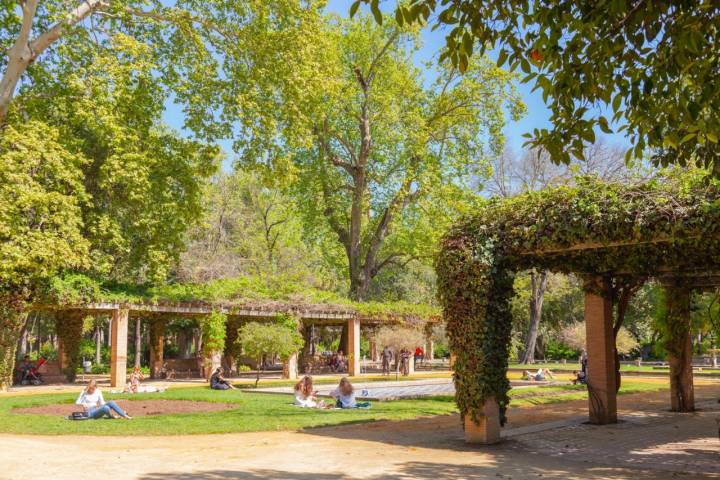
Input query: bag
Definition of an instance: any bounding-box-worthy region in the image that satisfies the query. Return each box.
[68,411,89,420]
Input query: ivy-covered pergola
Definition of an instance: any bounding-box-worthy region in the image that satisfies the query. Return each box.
[436,172,720,444]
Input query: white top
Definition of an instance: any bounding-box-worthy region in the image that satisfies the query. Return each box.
[330,388,356,408]
[76,389,105,409]
[294,391,317,408]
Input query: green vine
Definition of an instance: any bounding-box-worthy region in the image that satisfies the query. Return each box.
[0,290,28,390]
[436,171,720,426]
[202,311,227,357]
[55,310,86,382]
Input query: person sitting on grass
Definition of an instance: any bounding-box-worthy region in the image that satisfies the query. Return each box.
[293,375,326,408]
[127,367,144,393]
[572,370,587,385]
[76,380,132,419]
[210,367,235,390]
[329,377,370,409]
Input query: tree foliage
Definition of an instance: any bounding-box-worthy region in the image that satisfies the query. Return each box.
[356,1,720,174]
[560,321,639,356]
[237,321,304,386]
[257,14,523,299]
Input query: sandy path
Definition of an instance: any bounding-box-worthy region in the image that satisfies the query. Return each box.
[1,384,718,480]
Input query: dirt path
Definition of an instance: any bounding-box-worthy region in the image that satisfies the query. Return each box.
[12,399,236,417]
[1,384,718,480]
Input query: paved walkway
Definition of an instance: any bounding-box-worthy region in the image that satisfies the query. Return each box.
[250,378,550,400]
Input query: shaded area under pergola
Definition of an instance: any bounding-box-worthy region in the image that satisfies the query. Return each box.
[41,299,438,390]
[436,175,720,443]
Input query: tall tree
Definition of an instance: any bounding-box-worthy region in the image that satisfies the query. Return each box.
[355,1,720,174]
[254,15,523,300]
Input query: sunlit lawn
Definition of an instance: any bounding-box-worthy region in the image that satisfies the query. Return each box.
[0,380,669,436]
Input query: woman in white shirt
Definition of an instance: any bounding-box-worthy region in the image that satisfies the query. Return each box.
[330,377,357,408]
[294,375,324,408]
[76,380,132,419]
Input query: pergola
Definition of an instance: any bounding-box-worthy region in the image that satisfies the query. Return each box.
[46,299,437,390]
[436,174,720,444]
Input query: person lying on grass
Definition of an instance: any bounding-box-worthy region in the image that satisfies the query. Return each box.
[329,377,370,409]
[293,375,327,408]
[523,368,555,382]
[210,367,236,390]
[76,380,132,420]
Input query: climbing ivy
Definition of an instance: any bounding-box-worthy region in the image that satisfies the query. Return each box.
[55,311,86,382]
[436,170,720,425]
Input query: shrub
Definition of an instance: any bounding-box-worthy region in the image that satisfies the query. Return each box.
[238,322,303,387]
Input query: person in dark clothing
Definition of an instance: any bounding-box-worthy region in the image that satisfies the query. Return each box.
[210,367,235,390]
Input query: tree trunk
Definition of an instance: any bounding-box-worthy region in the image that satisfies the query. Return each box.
[94,325,102,365]
[520,271,548,364]
[15,316,30,361]
[0,292,27,389]
[134,318,142,368]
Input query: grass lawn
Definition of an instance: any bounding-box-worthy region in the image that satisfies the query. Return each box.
[507,362,720,373]
[0,380,669,436]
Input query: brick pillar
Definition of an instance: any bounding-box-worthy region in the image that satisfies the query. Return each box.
[110,309,129,389]
[347,318,361,376]
[464,396,501,444]
[427,340,434,361]
[663,285,695,412]
[283,352,299,379]
[584,278,617,424]
[149,320,166,379]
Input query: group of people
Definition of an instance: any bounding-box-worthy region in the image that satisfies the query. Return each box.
[381,346,420,376]
[327,350,348,373]
[294,375,369,409]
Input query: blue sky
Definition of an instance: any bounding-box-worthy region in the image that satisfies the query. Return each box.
[162,0,626,166]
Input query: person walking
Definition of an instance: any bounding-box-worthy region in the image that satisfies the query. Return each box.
[381,346,393,376]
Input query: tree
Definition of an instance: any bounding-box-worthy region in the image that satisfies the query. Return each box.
[0,0,326,134]
[356,1,720,174]
[0,121,88,389]
[14,33,219,283]
[237,321,304,387]
[262,15,523,300]
[179,171,328,283]
[560,321,639,357]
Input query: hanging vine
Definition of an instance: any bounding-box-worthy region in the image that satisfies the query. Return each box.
[436,171,720,427]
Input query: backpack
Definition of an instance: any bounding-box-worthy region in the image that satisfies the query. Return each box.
[68,411,89,420]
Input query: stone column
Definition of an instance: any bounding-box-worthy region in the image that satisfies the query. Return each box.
[584,277,617,424]
[299,323,313,373]
[369,338,379,362]
[464,396,501,444]
[663,284,695,412]
[149,319,166,379]
[347,318,361,376]
[427,340,434,361]
[283,352,299,379]
[110,309,129,389]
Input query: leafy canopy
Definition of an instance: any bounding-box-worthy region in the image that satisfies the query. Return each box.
[354,1,720,174]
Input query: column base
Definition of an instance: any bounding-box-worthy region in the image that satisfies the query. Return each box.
[464,397,501,444]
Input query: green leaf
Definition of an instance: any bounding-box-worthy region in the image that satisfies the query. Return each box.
[349,1,361,18]
[395,8,404,26]
[371,1,383,25]
[497,49,508,68]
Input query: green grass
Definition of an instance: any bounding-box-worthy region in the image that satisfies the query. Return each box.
[0,387,457,436]
[508,380,667,407]
[508,362,720,373]
[0,381,668,436]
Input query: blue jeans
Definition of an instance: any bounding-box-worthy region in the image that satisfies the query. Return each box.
[87,400,128,419]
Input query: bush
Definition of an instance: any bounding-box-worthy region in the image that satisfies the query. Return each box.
[39,342,58,361]
[545,340,578,360]
[91,364,109,374]
[433,341,449,359]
